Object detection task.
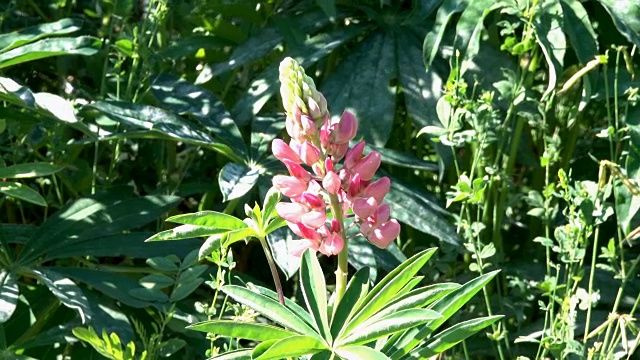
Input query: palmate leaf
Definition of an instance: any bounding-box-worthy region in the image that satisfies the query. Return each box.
[188,320,297,341]
[0,181,47,207]
[166,211,247,229]
[145,224,228,242]
[218,162,260,202]
[330,267,371,338]
[210,349,252,360]
[424,0,470,69]
[254,285,315,326]
[386,270,500,358]
[221,285,321,340]
[596,0,640,48]
[560,0,598,65]
[335,346,391,360]
[321,30,396,147]
[0,162,63,179]
[339,309,441,346]
[32,268,93,323]
[341,248,437,337]
[371,283,460,320]
[252,335,327,360]
[532,0,566,98]
[407,315,503,358]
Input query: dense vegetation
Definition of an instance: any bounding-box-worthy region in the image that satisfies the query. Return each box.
[1,0,639,359]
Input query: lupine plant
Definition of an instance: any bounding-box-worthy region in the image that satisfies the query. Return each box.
[146,58,502,359]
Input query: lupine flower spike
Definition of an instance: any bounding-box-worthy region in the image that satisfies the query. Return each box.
[273,57,401,257]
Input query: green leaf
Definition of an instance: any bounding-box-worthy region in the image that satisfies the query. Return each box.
[532,0,566,98]
[560,0,598,65]
[322,31,396,146]
[340,309,441,346]
[188,320,297,341]
[0,18,83,52]
[365,143,438,173]
[252,335,327,360]
[254,285,315,327]
[170,277,204,302]
[454,0,513,71]
[266,227,300,279]
[262,186,282,224]
[336,346,391,360]
[348,236,377,282]
[159,35,230,59]
[331,267,370,338]
[151,74,247,156]
[223,227,260,246]
[199,234,223,260]
[424,0,470,69]
[222,285,321,339]
[0,271,19,323]
[343,248,437,337]
[210,349,253,360]
[52,267,151,308]
[596,0,640,48]
[250,117,286,160]
[129,288,169,302]
[167,211,247,229]
[219,162,260,202]
[145,224,228,242]
[32,268,93,323]
[147,257,180,272]
[0,162,63,179]
[0,36,101,68]
[385,175,460,246]
[177,265,208,283]
[139,274,175,290]
[387,270,500,358]
[19,194,181,264]
[264,216,287,235]
[372,283,461,320]
[316,0,336,19]
[300,250,331,342]
[0,181,47,206]
[408,315,503,358]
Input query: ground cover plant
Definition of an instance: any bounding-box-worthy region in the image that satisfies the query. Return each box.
[0,0,639,359]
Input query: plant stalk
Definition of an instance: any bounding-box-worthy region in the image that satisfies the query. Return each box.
[259,237,284,305]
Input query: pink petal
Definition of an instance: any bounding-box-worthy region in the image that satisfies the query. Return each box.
[363,177,390,203]
[272,139,302,164]
[323,171,341,195]
[273,175,308,197]
[275,202,308,222]
[368,219,400,249]
[352,151,381,181]
[352,197,378,219]
[301,211,327,228]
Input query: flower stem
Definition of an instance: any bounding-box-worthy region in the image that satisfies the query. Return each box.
[328,193,349,308]
[259,236,285,305]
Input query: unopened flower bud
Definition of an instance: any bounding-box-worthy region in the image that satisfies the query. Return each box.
[352,151,381,181]
[300,142,321,165]
[323,171,341,194]
[300,115,318,138]
[330,111,358,144]
[301,192,325,210]
[320,232,343,256]
[307,97,323,121]
[363,177,391,203]
[345,141,366,169]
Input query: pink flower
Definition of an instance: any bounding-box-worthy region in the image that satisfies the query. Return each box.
[352,197,378,219]
[273,175,307,197]
[282,159,312,182]
[272,139,302,164]
[363,177,390,203]
[345,141,366,169]
[351,151,381,181]
[367,219,400,249]
[300,142,321,165]
[329,111,358,144]
[320,232,343,256]
[323,171,341,194]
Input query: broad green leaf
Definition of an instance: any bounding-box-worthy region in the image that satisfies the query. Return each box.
[0,18,83,52]
[145,224,228,242]
[159,35,230,59]
[388,270,500,358]
[266,227,300,279]
[231,24,367,126]
[532,0,566,98]
[408,315,503,358]
[0,181,47,206]
[129,288,169,302]
[618,105,640,233]
[210,349,252,359]
[223,227,260,246]
[339,309,441,346]
[188,320,297,341]
[424,0,470,69]
[596,0,640,48]
[250,117,286,161]
[385,175,460,246]
[560,0,598,65]
[300,250,331,341]
[372,283,460,321]
[19,194,181,264]
[151,74,247,155]
[262,186,281,224]
[252,335,327,360]
[264,217,287,235]
[199,234,223,260]
[0,163,63,179]
[52,267,151,308]
[331,267,370,338]
[167,211,247,229]
[0,36,101,68]
[348,236,377,282]
[365,143,438,173]
[254,285,315,326]
[454,0,513,72]
[219,162,260,202]
[177,265,208,283]
[139,274,175,290]
[147,257,179,272]
[0,271,18,323]
[336,345,391,360]
[343,248,437,336]
[170,277,204,302]
[222,285,320,339]
[32,268,93,323]
[322,31,396,146]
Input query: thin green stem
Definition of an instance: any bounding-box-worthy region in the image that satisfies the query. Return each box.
[259,237,284,305]
[329,192,348,308]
